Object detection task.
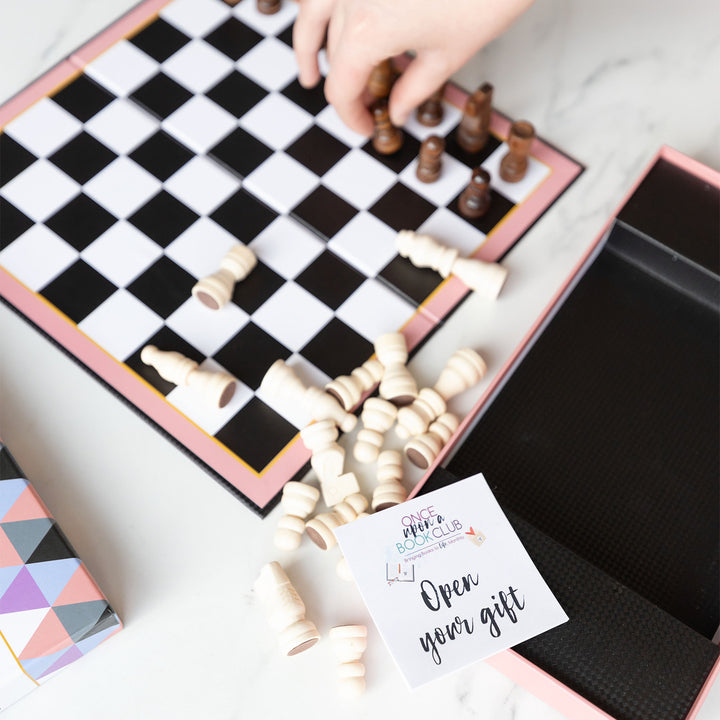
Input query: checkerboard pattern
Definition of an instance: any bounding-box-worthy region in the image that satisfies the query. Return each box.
[0,0,574,515]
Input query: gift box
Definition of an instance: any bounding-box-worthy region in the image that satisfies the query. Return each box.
[0,441,121,710]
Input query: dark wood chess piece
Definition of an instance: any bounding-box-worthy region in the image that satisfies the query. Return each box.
[257,0,281,15]
[367,59,395,99]
[372,102,403,155]
[416,85,445,127]
[456,82,493,154]
[416,135,445,183]
[459,167,491,219]
[499,120,535,182]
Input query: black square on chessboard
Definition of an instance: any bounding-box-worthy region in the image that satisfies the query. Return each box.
[130,74,193,120]
[128,191,199,248]
[0,198,33,246]
[129,18,190,63]
[209,128,273,179]
[276,21,294,47]
[0,135,37,188]
[51,74,115,123]
[300,318,374,380]
[216,397,298,474]
[285,126,348,177]
[204,17,263,61]
[448,188,515,234]
[210,189,277,242]
[231,260,285,314]
[49,132,118,185]
[125,326,204,393]
[206,71,268,118]
[126,256,195,319]
[281,78,328,116]
[291,185,358,241]
[129,131,194,182]
[39,260,116,324]
[362,133,420,174]
[214,322,291,390]
[444,132,502,169]
[295,250,365,309]
[378,255,446,306]
[45,194,116,251]
[369,183,435,232]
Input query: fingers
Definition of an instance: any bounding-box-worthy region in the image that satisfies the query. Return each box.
[293,0,336,88]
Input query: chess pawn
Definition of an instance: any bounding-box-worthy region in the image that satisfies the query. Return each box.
[353,398,398,463]
[372,102,403,155]
[416,135,444,184]
[325,358,384,411]
[274,481,320,551]
[372,450,407,511]
[456,82,493,154]
[257,0,281,14]
[300,420,344,483]
[500,120,535,182]
[458,167,491,219]
[395,387,446,439]
[140,345,236,408]
[254,561,320,656]
[305,493,368,550]
[375,333,418,406]
[330,625,368,698]
[416,85,445,127]
[404,412,459,469]
[367,59,394,99]
[192,243,256,310]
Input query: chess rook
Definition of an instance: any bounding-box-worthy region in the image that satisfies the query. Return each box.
[254,562,320,656]
[416,135,444,184]
[192,243,256,310]
[273,481,320,551]
[404,412,459,469]
[367,59,394,99]
[456,82,493,153]
[500,120,535,183]
[325,358,384,411]
[257,0,281,14]
[353,397,398,463]
[459,167,492,219]
[305,493,368,550]
[372,450,407,511]
[416,85,445,127]
[140,345,236,408]
[372,102,403,155]
[330,625,368,698]
[374,333,418,406]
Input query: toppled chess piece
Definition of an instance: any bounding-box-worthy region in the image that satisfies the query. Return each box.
[416,135,444,184]
[500,120,535,183]
[458,167,492,219]
[192,243,256,310]
[325,358,384,411]
[416,85,445,127]
[274,481,320,551]
[305,493,368,550]
[374,332,418,406]
[140,345,236,408]
[372,101,403,155]
[456,82,493,154]
[330,625,368,698]
[372,449,407,511]
[353,397,398,463]
[404,412,460,468]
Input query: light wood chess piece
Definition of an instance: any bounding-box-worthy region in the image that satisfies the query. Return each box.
[191,243,256,310]
[325,358,384,411]
[374,333,418,406]
[353,397,398,463]
[305,493,368,550]
[404,412,459,469]
[273,481,320,551]
[330,625,368,698]
[372,450,407,511]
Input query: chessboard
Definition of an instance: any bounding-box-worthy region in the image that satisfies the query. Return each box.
[0,0,582,515]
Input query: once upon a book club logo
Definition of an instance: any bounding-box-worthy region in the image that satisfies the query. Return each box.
[394,503,466,558]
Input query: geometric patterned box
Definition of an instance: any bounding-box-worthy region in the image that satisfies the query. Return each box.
[0,441,121,711]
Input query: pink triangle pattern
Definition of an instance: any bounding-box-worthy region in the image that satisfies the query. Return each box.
[53,565,104,606]
[19,608,72,660]
[2,485,50,522]
[0,530,23,567]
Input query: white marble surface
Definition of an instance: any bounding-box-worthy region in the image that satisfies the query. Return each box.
[0,1,719,719]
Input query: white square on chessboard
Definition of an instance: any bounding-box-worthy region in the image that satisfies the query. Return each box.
[0,225,78,291]
[251,281,333,352]
[81,221,163,287]
[236,36,298,91]
[85,40,160,97]
[415,207,488,257]
[84,98,158,155]
[4,98,81,157]
[316,105,368,148]
[165,217,239,278]
[336,278,416,341]
[243,152,318,214]
[399,151,470,207]
[160,0,231,38]
[83,156,161,219]
[247,215,324,279]
[78,289,163,362]
[162,40,235,94]
[166,297,250,357]
[327,211,398,277]
[482,143,551,204]
[402,101,463,142]
[233,0,298,36]
[163,95,237,154]
[165,155,240,215]
[166,360,254,436]
[322,149,397,210]
[0,160,80,222]
[239,92,313,150]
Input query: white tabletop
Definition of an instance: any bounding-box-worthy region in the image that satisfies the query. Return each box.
[0,1,719,718]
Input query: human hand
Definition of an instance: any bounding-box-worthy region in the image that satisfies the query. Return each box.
[293,0,534,135]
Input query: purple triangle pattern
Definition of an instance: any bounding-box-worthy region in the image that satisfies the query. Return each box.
[39,644,83,679]
[0,566,50,613]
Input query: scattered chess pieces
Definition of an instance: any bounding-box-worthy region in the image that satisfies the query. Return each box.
[456,82,493,154]
[261,360,357,432]
[273,481,320,551]
[372,449,407,511]
[416,85,445,127]
[404,412,460,469]
[371,101,403,155]
[305,493,368,550]
[396,230,507,300]
[254,561,320,656]
[257,0,281,14]
[325,358,384,411]
[499,120,535,183]
[140,345,236,408]
[374,333,418,406]
[416,135,444,184]
[353,397,398,463]
[367,59,394,99]
[192,243,256,310]
[329,625,368,698]
[395,348,486,438]
[458,167,492,220]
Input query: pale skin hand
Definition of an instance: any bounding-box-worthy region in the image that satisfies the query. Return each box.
[293,0,535,136]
